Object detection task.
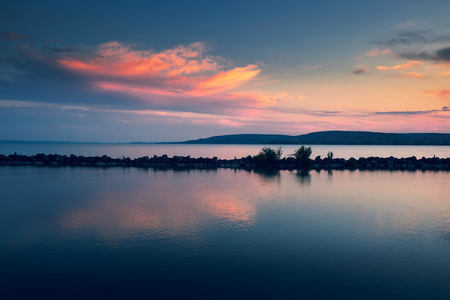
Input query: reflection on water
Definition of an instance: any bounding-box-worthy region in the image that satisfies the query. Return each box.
[1,166,450,299]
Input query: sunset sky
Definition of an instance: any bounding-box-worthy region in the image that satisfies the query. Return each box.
[1,0,449,142]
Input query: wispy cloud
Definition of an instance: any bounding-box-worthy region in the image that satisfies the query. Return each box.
[391,60,422,69]
[378,30,450,46]
[376,60,424,77]
[0,32,29,41]
[378,60,422,70]
[193,65,260,95]
[400,71,424,78]
[394,20,417,30]
[400,46,450,62]
[424,90,450,98]
[55,41,288,113]
[353,68,367,75]
[59,41,220,77]
[375,106,450,115]
[0,61,27,81]
[301,64,320,71]
[366,48,391,57]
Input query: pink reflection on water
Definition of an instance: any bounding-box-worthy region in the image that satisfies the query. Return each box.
[59,170,285,241]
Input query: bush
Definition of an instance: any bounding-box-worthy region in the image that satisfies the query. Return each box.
[253,147,282,167]
[292,146,312,161]
[292,146,313,167]
[327,151,333,159]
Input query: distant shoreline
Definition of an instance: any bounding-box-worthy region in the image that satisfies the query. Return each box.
[1,153,449,171]
[2,130,450,145]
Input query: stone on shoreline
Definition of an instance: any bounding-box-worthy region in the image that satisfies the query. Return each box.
[0,153,449,171]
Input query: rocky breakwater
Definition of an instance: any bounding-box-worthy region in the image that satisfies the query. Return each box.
[1,153,450,171]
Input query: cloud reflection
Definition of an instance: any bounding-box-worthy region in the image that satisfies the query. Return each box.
[59,170,287,240]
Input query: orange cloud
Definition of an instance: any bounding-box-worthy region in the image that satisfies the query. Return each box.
[424,90,450,98]
[444,71,450,77]
[193,65,260,95]
[59,41,219,77]
[55,41,284,110]
[377,61,423,71]
[392,60,422,69]
[401,72,424,78]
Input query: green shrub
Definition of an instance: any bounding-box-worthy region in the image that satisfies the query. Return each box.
[253,147,282,167]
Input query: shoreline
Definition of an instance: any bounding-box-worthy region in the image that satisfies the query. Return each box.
[1,153,450,171]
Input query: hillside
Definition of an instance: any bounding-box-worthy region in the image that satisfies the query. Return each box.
[181,131,450,145]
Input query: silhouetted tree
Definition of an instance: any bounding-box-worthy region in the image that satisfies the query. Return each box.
[253,147,282,167]
[292,146,313,168]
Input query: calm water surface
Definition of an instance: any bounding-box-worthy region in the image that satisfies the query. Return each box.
[1,166,450,299]
[1,142,449,159]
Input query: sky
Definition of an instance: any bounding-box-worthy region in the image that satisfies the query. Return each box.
[0,0,449,142]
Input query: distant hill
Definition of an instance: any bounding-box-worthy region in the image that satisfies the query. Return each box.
[181,131,450,145]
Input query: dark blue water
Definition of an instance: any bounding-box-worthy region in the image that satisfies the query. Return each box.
[1,166,450,299]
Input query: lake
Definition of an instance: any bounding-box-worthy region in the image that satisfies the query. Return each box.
[1,143,450,299]
[1,161,450,299]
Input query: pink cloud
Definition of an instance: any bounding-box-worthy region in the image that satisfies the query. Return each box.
[59,41,220,77]
[376,66,389,70]
[391,60,422,69]
[424,90,450,98]
[400,72,424,78]
[377,60,423,71]
[56,41,281,111]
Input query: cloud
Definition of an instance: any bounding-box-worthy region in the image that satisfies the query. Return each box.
[391,60,422,69]
[0,32,29,41]
[59,41,220,77]
[376,61,423,76]
[0,61,27,81]
[55,41,282,112]
[193,65,260,95]
[366,48,391,57]
[394,20,416,30]
[377,66,389,70]
[378,30,450,46]
[424,90,450,98]
[375,106,450,115]
[301,64,320,71]
[353,68,367,75]
[400,46,450,62]
[400,72,424,78]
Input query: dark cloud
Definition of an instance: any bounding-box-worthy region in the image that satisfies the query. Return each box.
[262,106,347,117]
[353,68,367,75]
[0,32,29,41]
[375,107,450,115]
[45,47,80,53]
[401,46,450,62]
[378,30,450,46]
